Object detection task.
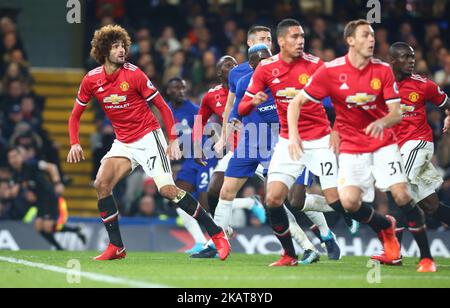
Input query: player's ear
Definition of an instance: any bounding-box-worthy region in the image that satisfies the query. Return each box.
[346,36,354,47]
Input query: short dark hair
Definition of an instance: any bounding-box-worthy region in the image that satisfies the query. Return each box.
[276,19,301,38]
[389,42,413,58]
[247,25,271,38]
[343,19,371,42]
[167,77,184,85]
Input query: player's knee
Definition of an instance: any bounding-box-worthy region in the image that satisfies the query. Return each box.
[94,178,113,197]
[159,185,179,201]
[391,188,412,207]
[340,193,360,212]
[323,188,339,204]
[219,184,237,201]
[266,193,284,208]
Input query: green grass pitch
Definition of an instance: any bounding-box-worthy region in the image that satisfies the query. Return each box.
[0,251,449,288]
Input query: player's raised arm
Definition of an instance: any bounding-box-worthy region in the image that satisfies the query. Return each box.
[67,76,90,164]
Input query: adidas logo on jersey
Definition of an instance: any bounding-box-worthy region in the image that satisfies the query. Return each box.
[216,102,222,107]
[340,83,349,90]
[272,78,281,84]
[98,86,105,93]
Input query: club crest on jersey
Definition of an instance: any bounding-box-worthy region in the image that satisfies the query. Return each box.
[400,104,415,113]
[346,93,376,106]
[276,87,300,99]
[408,92,420,103]
[370,78,381,91]
[298,74,310,86]
[103,94,127,104]
[120,81,130,92]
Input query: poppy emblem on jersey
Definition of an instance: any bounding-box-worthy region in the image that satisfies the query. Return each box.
[120,81,130,92]
[276,87,300,99]
[345,93,376,106]
[370,78,382,91]
[339,74,348,83]
[298,74,310,85]
[400,104,415,113]
[103,94,127,104]
[272,68,280,77]
[214,94,221,101]
[408,92,420,103]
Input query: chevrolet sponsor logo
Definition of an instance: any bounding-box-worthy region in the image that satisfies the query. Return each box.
[345,93,376,105]
[276,87,300,99]
[103,94,127,104]
[401,104,415,113]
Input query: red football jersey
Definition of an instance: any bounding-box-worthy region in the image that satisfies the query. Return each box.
[242,53,331,141]
[303,55,401,154]
[193,84,239,149]
[77,63,162,143]
[394,74,448,147]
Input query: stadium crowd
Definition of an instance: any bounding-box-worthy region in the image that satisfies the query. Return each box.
[0,16,67,220]
[1,1,450,230]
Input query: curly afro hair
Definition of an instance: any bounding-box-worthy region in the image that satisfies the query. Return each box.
[90,25,131,64]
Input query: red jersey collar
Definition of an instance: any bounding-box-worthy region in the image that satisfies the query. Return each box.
[345,54,372,73]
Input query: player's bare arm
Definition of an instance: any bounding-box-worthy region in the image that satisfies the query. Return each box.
[287,91,308,160]
[365,101,403,140]
[67,101,86,164]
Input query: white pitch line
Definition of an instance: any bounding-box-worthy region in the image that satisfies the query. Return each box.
[0,256,170,288]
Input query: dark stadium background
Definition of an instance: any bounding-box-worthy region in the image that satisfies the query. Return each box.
[0,0,449,255]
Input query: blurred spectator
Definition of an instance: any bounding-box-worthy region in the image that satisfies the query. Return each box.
[156,26,181,53]
[163,50,186,85]
[135,195,159,218]
[434,54,450,90]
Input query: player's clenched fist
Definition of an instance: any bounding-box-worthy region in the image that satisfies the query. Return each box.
[67,144,85,163]
[252,91,268,106]
[288,136,304,161]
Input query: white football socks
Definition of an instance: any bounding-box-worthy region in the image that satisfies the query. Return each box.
[231,197,255,210]
[214,199,234,229]
[302,194,334,213]
[284,205,316,252]
[305,211,330,238]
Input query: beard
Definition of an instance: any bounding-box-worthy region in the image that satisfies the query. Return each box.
[109,55,126,65]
